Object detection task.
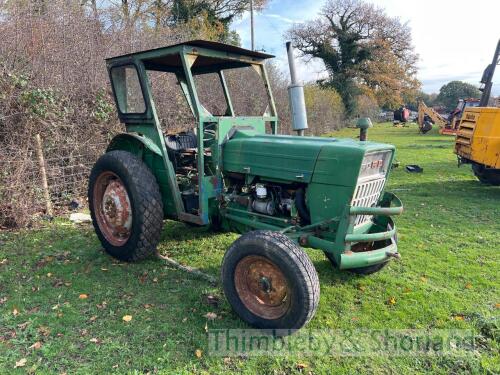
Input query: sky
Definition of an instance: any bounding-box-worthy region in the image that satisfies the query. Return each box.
[231,0,500,94]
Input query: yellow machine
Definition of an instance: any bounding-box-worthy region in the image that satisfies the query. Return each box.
[417,101,448,134]
[455,40,500,185]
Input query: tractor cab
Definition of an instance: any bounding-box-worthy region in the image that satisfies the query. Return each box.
[106,40,277,225]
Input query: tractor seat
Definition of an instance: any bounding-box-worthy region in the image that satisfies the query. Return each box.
[165,131,197,151]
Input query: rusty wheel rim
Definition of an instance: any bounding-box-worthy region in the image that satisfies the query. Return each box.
[93,171,132,247]
[234,255,291,320]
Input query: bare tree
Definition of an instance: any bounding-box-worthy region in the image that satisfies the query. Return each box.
[286,0,420,114]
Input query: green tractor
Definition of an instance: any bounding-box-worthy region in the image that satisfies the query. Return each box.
[89,40,403,330]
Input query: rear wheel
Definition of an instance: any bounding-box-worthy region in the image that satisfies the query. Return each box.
[472,164,500,186]
[88,151,163,262]
[221,231,319,330]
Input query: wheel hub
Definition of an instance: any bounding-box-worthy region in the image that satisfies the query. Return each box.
[102,181,132,231]
[234,256,290,320]
[93,172,132,246]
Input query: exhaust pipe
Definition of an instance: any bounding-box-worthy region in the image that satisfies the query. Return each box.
[286,42,308,136]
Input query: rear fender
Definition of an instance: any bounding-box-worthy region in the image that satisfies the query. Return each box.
[106,133,162,157]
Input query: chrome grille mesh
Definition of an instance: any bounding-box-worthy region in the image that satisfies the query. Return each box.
[351,177,386,227]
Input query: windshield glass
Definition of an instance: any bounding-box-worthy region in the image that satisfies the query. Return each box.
[110,65,146,114]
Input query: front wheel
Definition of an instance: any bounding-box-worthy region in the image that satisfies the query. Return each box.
[472,164,500,186]
[88,151,164,262]
[221,231,319,330]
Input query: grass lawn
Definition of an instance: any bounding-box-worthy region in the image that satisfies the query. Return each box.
[0,123,498,374]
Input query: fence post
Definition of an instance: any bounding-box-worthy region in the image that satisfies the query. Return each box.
[35,134,53,217]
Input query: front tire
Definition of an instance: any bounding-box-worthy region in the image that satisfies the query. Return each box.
[88,151,163,262]
[221,231,319,330]
[472,164,500,186]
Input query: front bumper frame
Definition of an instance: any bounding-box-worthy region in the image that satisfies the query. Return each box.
[305,192,403,269]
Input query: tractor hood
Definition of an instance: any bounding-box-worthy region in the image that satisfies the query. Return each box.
[222,129,395,186]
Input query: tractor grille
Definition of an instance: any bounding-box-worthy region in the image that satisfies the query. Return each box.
[351,177,386,227]
[455,112,477,159]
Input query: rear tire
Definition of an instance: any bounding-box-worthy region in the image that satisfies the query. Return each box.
[88,151,163,262]
[221,231,319,330]
[472,164,500,186]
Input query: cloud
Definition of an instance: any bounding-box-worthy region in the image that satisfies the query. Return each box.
[232,0,499,96]
[263,14,302,24]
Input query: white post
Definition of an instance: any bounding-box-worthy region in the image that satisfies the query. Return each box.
[250,0,255,51]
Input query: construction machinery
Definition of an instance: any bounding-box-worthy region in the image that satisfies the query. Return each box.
[418,99,480,135]
[88,40,403,331]
[455,39,500,185]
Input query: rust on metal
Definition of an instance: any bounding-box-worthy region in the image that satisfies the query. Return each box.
[93,171,132,246]
[234,255,290,320]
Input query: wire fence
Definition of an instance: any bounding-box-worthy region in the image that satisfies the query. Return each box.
[0,131,107,228]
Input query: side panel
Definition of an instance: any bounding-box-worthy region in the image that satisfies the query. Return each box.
[222,131,334,183]
[471,108,500,168]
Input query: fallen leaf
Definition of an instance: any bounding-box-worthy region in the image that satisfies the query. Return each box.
[182,317,188,323]
[195,349,203,358]
[0,259,7,265]
[152,277,158,283]
[29,341,42,350]
[296,363,308,370]
[89,338,100,343]
[143,304,153,309]
[0,297,7,305]
[17,322,29,330]
[204,321,208,333]
[101,268,108,272]
[357,284,366,292]
[122,315,133,322]
[454,315,465,321]
[387,297,396,305]
[12,308,19,316]
[465,283,472,289]
[27,306,40,314]
[38,326,51,337]
[89,316,98,322]
[205,312,217,321]
[495,303,500,309]
[79,294,88,300]
[47,273,52,278]
[223,357,231,365]
[14,358,27,368]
